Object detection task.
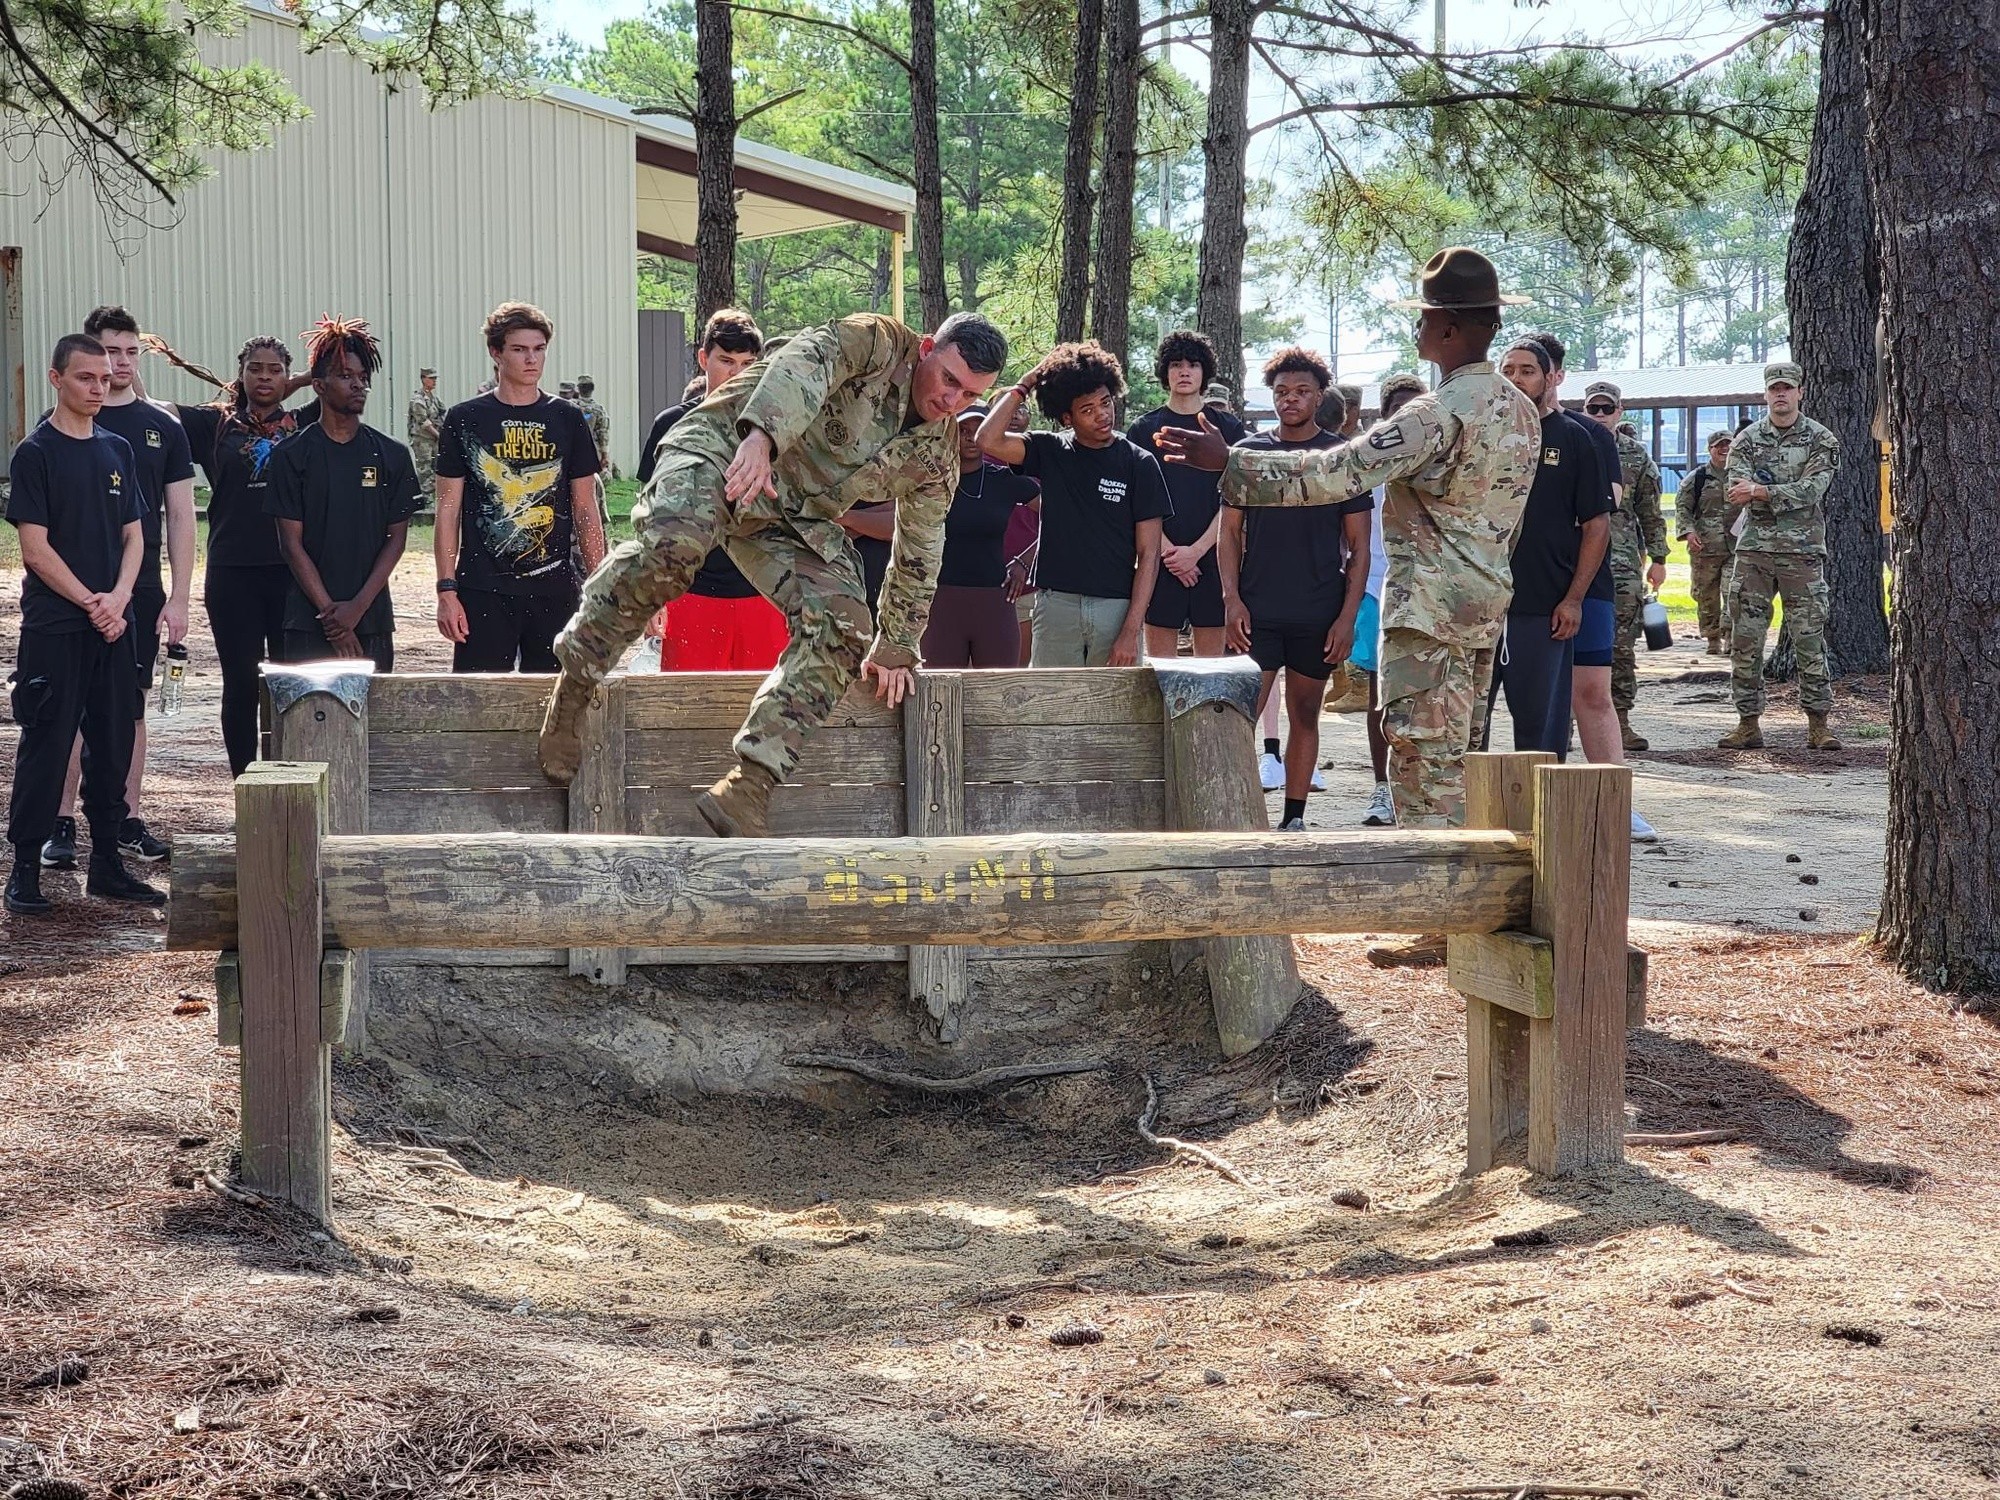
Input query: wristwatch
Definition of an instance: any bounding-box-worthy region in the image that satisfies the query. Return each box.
[435,578,457,594]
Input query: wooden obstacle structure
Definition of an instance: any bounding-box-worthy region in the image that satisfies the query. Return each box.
[170,664,1637,1223]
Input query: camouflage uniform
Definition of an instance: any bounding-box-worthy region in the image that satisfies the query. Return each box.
[1723,412,1839,716]
[577,393,611,471]
[407,383,445,499]
[1675,454,1736,645]
[1223,362,1537,828]
[556,314,956,781]
[574,388,613,577]
[1607,430,1666,711]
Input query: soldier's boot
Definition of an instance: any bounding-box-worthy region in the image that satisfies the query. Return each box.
[696,762,779,838]
[1706,635,1726,656]
[1618,710,1650,753]
[1806,712,1843,752]
[1364,934,1447,969]
[1718,715,1764,751]
[537,673,596,785]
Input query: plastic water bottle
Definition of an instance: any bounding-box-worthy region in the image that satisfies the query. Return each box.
[1642,599,1672,652]
[160,643,188,716]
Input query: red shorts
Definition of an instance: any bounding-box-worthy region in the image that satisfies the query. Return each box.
[659,592,789,672]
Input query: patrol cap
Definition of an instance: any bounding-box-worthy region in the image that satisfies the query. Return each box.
[1706,428,1733,449]
[1335,382,1363,407]
[1582,379,1621,403]
[1763,360,1802,388]
[419,365,436,377]
[578,374,595,388]
[1203,380,1236,407]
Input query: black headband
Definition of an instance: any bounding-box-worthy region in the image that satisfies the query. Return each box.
[1503,339,1551,374]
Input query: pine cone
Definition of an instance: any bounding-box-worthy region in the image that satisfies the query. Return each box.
[1046,1322,1104,1348]
[9,1480,93,1500]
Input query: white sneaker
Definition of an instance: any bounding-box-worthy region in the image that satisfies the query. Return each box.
[1278,816,1306,832]
[1362,784,1395,827]
[1310,765,1328,791]
[1631,810,1659,843]
[1259,752,1285,791]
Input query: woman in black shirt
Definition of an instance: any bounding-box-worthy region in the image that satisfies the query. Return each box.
[922,408,1039,667]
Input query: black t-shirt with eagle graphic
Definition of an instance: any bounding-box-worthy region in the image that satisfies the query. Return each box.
[435,392,599,596]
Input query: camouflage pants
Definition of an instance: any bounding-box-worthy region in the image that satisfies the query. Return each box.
[556,453,874,781]
[1609,558,1644,713]
[1688,546,1733,641]
[412,447,437,501]
[1378,626,1497,830]
[1728,551,1831,717]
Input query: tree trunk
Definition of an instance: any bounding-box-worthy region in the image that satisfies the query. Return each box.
[1784,0,1890,677]
[909,0,948,332]
[1196,0,1253,397]
[1088,0,1140,372]
[694,0,737,323]
[1868,0,2000,992]
[1056,0,1104,344]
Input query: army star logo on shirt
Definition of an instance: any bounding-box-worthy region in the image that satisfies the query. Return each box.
[362,467,379,488]
[145,429,162,448]
[1543,446,1562,466]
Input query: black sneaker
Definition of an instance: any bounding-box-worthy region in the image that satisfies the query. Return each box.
[119,818,170,863]
[85,859,166,907]
[40,816,77,869]
[6,863,52,916]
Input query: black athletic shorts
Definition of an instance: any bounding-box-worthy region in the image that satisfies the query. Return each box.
[1145,554,1224,630]
[132,587,166,692]
[1248,621,1338,681]
[453,586,578,674]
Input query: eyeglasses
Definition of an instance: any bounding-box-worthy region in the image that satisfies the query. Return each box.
[1584,403,1617,415]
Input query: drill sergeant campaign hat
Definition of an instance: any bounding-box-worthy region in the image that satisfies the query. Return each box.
[1391,246,1531,310]
[1763,360,1803,388]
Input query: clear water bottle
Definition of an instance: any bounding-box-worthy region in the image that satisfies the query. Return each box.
[160,643,188,716]
[1642,598,1672,652]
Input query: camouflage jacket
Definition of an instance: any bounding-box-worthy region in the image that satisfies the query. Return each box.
[1675,461,1735,553]
[577,398,610,468]
[657,314,957,667]
[1221,361,1537,647]
[407,391,444,453]
[1725,413,1838,555]
[1608,430,1667,568]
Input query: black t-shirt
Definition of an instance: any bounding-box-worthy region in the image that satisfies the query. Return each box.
[939,466,1039,589]
[1509,411,1613,617]
[636,400,688,487]
[1126,406,1245,546]
[851,502,892,613]
[265,422,423,636]
[5,423,142,633]
[1569,411,1620,603]
[1017,430,1170,600]
[643,397,759,600]
[434,393,599,596]
[91,399,193,595]
[1231,429,1374,627]
[178,401,318,570]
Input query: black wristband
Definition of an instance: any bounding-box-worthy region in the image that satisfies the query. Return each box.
[436,578,457,594]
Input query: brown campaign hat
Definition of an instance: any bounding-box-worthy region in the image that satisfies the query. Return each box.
[1763,360,1802,388]
[1392,247,1530,311]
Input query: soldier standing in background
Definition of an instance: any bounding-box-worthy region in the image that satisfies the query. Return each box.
[1581,381,1667,751]
[1676,428,1737,655]
[407,366,445,503]
[574,375,613,574]
[1718,361,1843,751]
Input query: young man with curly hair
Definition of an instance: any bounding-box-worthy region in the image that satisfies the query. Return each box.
[1218,347,1372,830]
[975,341,1168,667]
[1126,330,1244,658]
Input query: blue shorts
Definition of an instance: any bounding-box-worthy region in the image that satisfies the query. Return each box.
[1574,597,1616,667]
[1348,592,1382,674]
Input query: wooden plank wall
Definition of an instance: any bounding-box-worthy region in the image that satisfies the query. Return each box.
[358,670,1167,973]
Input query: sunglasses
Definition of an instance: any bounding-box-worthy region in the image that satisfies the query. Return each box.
[1584,403,1617,415]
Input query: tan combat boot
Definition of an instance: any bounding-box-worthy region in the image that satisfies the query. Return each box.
[1365,934,1447,969]
[696,762,780,837]
[537,673,596,785]
[1806,712,1844,751]
[1706,635,1725,656]
[1618,710,1650,752]
[1717,715,1764,750]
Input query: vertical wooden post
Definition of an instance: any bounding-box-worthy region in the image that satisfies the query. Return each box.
[569,675,628,986]
[904,671,967,1040]
[266,664,372,1052]
[1527,762,1632,1175]
[235,762,331,1222]
[1459,751,1553,1174]
[1157,661,1301,1057]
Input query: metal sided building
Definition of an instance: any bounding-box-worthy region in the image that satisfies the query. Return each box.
[0,1,913,474]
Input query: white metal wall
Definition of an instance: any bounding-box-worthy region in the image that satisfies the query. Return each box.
[0,9,641,470]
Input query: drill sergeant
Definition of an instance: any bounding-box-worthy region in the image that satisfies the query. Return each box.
[538,312,1007,836]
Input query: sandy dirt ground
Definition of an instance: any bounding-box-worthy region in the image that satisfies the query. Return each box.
[4,564,1996,1500]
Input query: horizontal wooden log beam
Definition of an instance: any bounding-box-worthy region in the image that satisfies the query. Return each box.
[169,829,1532,954]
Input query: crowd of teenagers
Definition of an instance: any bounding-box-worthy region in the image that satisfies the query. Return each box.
[7,273,1842,916]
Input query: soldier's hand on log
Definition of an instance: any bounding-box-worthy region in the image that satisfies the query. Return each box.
[862,659,915,708]
[436,590,469,644]
[1153,413,1229,472]
[725,428,779,507]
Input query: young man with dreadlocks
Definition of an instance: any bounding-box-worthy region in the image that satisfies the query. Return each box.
[265,319,422,671]
[148,333,318,775]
